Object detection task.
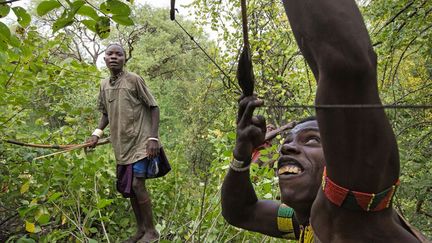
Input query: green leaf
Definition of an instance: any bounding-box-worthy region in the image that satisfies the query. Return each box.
[0,21,11,42]
[18,205,38,217]
[0,40,7,52]
[20,181,30,194]
[260,149,269,155]
[37,213,50,224]
[69,0,85,16]
[95,16,110,39]
[9,34,21,47]
[222,150,231,157]
[52,17,73,33]
[77,5,99,20]
[0,52,7,65]
[12,7,31,28]
[119,217,129,227]
[88,227,98,233]
[100,0,131,16]
[17,236,37,243]
[0,4,10,18]
[227,131,236,140]
[37,0,62,16]
[111,15,133,26]
[70,0,85,8]
[81,19,97,32]
[0,40,6,52]
[47,192,63,202]
[96,198,113,209]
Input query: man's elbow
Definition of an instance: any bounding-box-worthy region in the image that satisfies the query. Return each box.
[222,207,246,228]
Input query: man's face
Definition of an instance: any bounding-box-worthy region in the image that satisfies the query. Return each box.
[277,120,325,207]
[104,45,125,71]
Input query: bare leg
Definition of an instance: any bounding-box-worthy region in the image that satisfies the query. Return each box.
[132,177,159,243]
[122,197,146,243]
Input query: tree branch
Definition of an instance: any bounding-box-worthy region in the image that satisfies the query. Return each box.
[374,1,415,35]
[0,0,20,4]
[0,107,25,127]
[4,59,20,88]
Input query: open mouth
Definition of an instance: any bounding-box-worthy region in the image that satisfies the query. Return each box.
[277,159,304,177]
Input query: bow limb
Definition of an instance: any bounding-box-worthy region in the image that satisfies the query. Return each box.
[5,137,111,150]
[170,0,176,20]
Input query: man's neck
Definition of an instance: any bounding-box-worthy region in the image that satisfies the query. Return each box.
[293,205,311,226]
[110,68,123,76]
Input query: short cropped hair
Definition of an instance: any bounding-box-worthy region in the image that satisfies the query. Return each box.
[105,43,126,56]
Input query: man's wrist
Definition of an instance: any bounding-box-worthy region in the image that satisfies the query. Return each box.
[233,148,252,162]
[148,137,159,142]
[229,157,250,172]
[92,129,103,138]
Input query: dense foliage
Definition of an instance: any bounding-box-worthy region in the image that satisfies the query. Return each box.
[0,0,430,242]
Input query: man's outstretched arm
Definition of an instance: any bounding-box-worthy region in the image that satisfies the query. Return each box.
[281,0,399,194]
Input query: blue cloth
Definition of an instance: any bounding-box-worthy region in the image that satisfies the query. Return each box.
[133,156,160,178]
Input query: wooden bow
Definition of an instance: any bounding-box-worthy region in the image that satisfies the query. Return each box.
[5,137,110,160]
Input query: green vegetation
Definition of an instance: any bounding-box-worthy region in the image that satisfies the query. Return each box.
[0,0,430,242]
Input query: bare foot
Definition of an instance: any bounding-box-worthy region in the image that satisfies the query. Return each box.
[122,230,145,243]
[137,230,159,243]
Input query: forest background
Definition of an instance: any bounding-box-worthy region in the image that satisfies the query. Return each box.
[0,0,431,242]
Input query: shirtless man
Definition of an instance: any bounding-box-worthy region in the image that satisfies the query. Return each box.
[279,0,420,241]
[222,0,428,242]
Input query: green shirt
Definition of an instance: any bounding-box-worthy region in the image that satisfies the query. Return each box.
[98,71,159,165]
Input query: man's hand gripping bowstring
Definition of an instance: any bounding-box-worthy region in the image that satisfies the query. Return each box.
[234,95,266,165]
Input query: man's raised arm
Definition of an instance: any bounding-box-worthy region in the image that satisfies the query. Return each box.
[281,0,422,242]
[281,0,398,199]
[221,96,287,238]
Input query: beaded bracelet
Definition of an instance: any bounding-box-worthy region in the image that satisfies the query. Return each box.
[229,158,250,172]
[229,163,250,172]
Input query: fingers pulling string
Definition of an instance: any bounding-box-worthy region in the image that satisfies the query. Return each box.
[238,97,264,128]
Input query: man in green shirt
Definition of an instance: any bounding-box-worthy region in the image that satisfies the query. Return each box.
[88,43,160,243]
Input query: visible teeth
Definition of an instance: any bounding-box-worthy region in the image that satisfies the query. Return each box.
[278,165,302,175]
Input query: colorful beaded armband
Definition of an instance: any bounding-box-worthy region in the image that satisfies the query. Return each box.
[322,167,400,212]
[277,204,296,239]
